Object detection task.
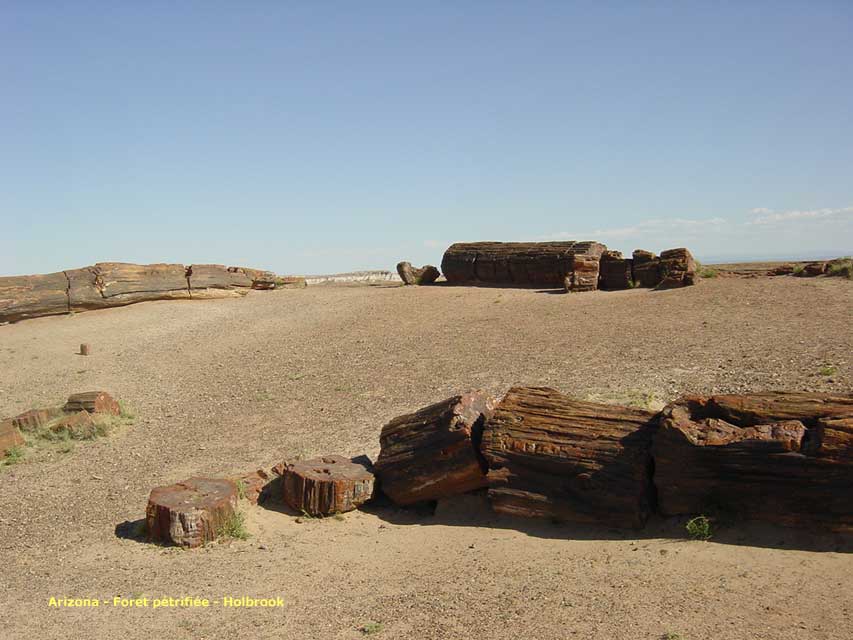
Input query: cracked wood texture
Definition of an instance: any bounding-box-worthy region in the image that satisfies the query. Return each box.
[282,455,375,516]
[481,386,658,529]
[396,262,440,286]
[441,241,607,289]
[64,391,120,415]
[146,477,238,548]
[653,392,853,531]
[375,391,495,505]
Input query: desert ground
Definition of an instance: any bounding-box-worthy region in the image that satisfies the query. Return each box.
[1,274,852,640]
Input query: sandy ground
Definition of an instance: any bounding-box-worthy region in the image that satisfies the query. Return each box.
[1,276,852,640]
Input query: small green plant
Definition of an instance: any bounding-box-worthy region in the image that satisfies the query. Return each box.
[299,509,317,520]
[333,512,346,521]
[118,401,136,420]
[627,279,637,289]
[218,510,250,541]
[3,445,25,465]
[827,258,853,279]
[662,633,682,640]
[360,622,383,635]
[819,364,837,376]
[685,515,712,540]
[697,267,718,279]
[792,264,806,275]
[235,479,247,500]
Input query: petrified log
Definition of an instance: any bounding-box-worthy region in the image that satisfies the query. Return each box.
[481,386,658,529]
[275,276,308,289]
[0,419,25,456]
[187,264,252,290]
[653,392,853,531]
[93,262,191,304]
[768,264,795,276]
[796,262,828,277]
[10,407,63,432]
[631,250,661,288]
[64,391,120,415]
[146,477,239,547]
[0,272,69,323]
[375,391,495,505]
[50,410,97,439]
[441,241,607,289]
[396,262,440,286]
[655,248,698,289]
[599,250,633,290]
[565,241,607,292]
[282,455,375,515]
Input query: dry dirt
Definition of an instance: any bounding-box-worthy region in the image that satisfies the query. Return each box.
[1,276,852,640]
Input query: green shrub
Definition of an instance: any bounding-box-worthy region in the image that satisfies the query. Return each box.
[819,364,837,376]
[360,622,383,635]
[685,515,712,540]
[3,445,25,465]
[697,267,718,279]
[217,510,250,541]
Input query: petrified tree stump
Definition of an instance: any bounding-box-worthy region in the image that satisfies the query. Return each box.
[146,477,239,547]
[481,386,658,529]
[396,262,440,286]
[631,250,661,288]
[283,455,375,516]
[655,248,698,289]
[79,343,91,356]
[0,419,25,457]
[653,392,853,531]
[375,391,495,505]
[64,391,120,416]
[599,250,633,290]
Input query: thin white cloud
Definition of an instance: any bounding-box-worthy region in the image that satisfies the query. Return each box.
[544,217,727,241]
[423,239,445,249]
[747,206,853,225]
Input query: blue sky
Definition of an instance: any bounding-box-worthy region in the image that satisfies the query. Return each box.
[2,2,852,275]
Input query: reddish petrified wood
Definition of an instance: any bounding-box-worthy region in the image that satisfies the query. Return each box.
[64,391,120,416]
[235,469,271,505]
[655,248,698,289]
[50,411,96,439]
[599,250,633,290]
[0,419,25,457]
[481,386,658,529]
[653,392,853,531]
[10,407,63,433]
[146,477,239,548]
[631,250,661,288]
[283,455,375,516]
[396,262,440,286]
[375,391,496,505]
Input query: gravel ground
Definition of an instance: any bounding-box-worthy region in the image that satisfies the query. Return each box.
[0,276,851,640]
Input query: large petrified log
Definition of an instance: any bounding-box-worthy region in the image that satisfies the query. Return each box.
[95,262,191,302]
[481,387,658,528]
[0,272,69,323]
[375,391,496,505]
[282,455,375,516]
[396,262,440,286]
[655,248,698,289]
[598,250,633,290]
[631,250,661,288]
[653,392,853,531]
[441,241,607,289]
[146,477,239,547]
[187,264,252,290]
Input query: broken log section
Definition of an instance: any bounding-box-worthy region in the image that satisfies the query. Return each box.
[282,455,375,516]
[146,477,239,548]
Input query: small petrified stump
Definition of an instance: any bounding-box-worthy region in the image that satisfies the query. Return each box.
[375,391,495,505]
[234,469,271,505]
[283,455,375,516]
[79,343,91,356]
[64,391,120,416]
[481,386,658,529]
[396,262,440,286]
[0,419,25,457]
[655,248,698,289]
[653,392,853,531]
[146,477,239,548]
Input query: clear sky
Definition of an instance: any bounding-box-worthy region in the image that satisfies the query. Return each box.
[2,2,852,276]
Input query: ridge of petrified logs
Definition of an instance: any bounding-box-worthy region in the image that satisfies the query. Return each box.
[441,241,607,289]
[655,248,698,289]
[598,250,633,290]
[375,391,496,505]
[146,477,239,547]
[64,391,120,416]
[653,392,853,531]
[283,455,375,515]
[0,419,25,456]
[631,250,661,288]
[396,261,440,286]
[480,386,658,529]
